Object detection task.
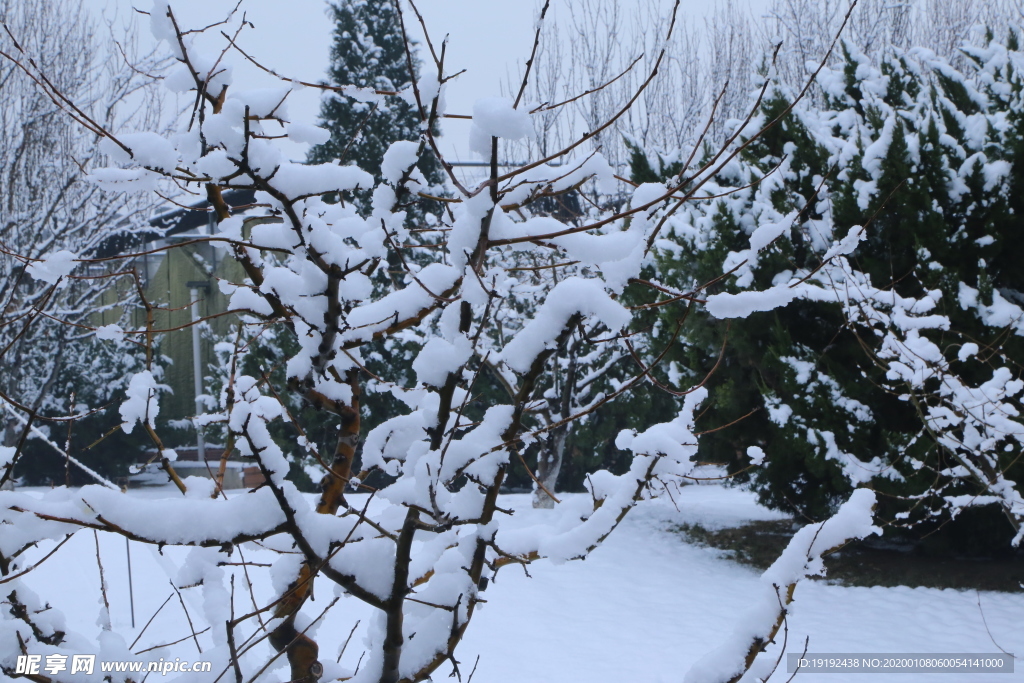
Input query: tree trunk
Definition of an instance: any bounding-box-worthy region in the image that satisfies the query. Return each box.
[532,337,578,509]
[533,425,568,508]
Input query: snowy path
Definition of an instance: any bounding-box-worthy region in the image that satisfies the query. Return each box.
[13,484,1024,682]
[464,486,1024,682]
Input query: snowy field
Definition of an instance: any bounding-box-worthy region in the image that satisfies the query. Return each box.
[12,482,1024,682]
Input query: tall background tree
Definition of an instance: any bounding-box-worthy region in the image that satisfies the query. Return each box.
[308,0,444,188]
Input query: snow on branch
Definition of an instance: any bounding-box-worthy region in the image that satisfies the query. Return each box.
[686,489,879,683]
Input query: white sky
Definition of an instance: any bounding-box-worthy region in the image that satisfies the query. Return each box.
[85,0,773,163]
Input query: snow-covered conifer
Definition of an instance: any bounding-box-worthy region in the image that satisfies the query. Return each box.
[308,0,443,190]
[641,25,1024,549]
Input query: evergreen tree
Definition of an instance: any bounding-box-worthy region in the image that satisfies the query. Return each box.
[308,0,443,192]
[638,33,1024,554]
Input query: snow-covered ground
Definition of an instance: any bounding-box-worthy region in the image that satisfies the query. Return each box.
[13,483,1024,682]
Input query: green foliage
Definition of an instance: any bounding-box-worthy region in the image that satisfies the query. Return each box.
[640,36,1024,552]
[307,0,443,192]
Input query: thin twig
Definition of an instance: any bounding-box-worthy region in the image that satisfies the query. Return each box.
[170,579,204,654]
[130,593,174,650]
[93,531,112,631]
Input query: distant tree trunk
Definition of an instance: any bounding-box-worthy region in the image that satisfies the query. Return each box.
[2,418,17,450]
[533,338,578,508]
[533,423,570,508]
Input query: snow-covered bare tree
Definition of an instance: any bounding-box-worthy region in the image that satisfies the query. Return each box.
[0,0,163,479]
[516,0,718,166]
[0,2,884,683]
[513,0,776,182]
[525,0,1024,163]
[494,0,765,508]
[762,0,1022,87]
